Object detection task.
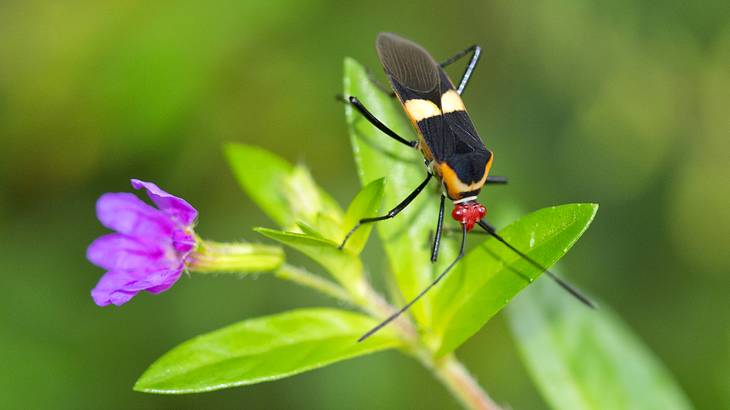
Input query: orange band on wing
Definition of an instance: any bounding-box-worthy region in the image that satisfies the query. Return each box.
[438,154,493,199]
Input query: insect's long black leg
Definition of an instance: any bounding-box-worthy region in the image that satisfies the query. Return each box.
[359,223,467,342]
[339,96,417,148]
[339,174,432,250]
[430,194,446,262]
[440,44,482,95]
[476,220,596,308]
[486,175,508,185]
[440,45,475,67]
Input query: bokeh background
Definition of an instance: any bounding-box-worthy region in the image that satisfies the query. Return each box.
[1,1,727,409]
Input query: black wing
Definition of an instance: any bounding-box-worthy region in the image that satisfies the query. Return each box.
[426,68,488,159]
[441,109,492,185]
[421,104,491,184]
[376,32,440,93]
[377,33,491,184]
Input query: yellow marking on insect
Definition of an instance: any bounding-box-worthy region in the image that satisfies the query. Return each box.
[437,155,493,199]
[404,98,441,122]
[441,90,466,113]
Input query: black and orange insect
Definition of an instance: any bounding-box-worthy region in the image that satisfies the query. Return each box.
[339,33,593,341]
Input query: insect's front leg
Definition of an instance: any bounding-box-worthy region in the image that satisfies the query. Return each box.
[335,95,417,148]
[430,194,446,262]
[486,175,508,185]
[440,44,482,96]
[339,173,432,250]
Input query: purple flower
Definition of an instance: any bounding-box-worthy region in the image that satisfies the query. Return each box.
[87,179,198,306]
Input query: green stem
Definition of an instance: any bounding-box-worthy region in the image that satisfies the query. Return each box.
[353,282,500,410]
[189,240,283,273]
[428,354,502,410]
[275,264,351,303]
[357,281,419,342]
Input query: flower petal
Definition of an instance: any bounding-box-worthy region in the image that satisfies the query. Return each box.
[142,265,185,294]
[91,266,184,306]
[91,271,139,306]
[96,192,174,238]
[131,179,197,226]
[87,233,175,272]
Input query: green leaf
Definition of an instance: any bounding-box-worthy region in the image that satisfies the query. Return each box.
[285,165,343,239]
[225,144,343,232]
[342,178,385,254]
[344,58,450,325]
[296,221,326,239]
[134,308,401,393]
[507,279,693,410]
[430,203,599,356]
[255,228,363,291]
[225,143,293,226]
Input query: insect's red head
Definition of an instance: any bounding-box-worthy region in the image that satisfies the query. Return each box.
[451,200,486,231]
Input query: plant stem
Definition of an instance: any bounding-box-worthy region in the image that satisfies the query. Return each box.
[428,354,502,410]
[189,240,283,273]
[355,282,500,410]
[275,264,351,303]
[357,281,418,342]
[253,255,498,408]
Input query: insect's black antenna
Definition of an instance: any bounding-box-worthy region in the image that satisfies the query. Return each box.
[476,220,595,308]
[359,224,468,342]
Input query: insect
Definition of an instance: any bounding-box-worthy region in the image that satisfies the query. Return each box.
[339,33,594,342]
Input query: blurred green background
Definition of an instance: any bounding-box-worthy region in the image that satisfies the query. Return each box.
[1,1,727,408]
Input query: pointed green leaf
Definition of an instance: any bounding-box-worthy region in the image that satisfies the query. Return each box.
[225,143,293,226]
[342,178,385,254]
[507,279,693,410]
[430,203,598,356]
[134,308,401,394]
[255,228,363,290]
[225,144,343,232]
[296,221,326,239]
[285,165,343,238]
[344,58,450,325]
